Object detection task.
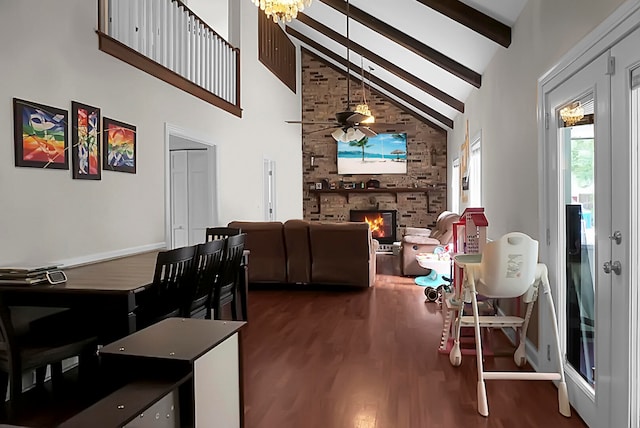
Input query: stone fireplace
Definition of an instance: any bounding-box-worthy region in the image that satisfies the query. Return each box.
[300,51,448,231]
[350,209,397,244]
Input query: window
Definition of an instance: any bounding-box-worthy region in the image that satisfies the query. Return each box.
[469,135,482,207]
[451,158,460,214]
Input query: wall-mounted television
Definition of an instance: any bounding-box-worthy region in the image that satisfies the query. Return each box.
[337,132,407,175]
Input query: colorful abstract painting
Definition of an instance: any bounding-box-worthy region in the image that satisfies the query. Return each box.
[103,117,136,174]
[72,101,101,180]
[13,98,68,169]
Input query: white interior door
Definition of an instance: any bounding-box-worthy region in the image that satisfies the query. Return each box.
[166,127,218,251]
[187,150,210,245]
[545,51,612,427]
[171,151,189,249]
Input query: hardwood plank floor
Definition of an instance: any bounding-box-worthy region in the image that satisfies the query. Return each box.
[1,254,588,427]
[242,254,588,428]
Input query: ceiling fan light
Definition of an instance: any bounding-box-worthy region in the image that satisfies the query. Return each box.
[332,128,345,142]
[343,127,365,142]
[345,127,358,141]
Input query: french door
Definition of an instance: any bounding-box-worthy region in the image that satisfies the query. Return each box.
[542,27,640,428]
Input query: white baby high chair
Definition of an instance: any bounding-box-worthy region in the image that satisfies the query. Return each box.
[449,232,570,418]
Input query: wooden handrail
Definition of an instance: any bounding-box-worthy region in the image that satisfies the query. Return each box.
[97,0,241,115]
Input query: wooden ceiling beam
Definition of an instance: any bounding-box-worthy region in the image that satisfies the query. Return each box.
[414,0,511,48]
[294,13,464,113]
[317,0,481,88]
[287,28,454,129]
[300,48,446,132]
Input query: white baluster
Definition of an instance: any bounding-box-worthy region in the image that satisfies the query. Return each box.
[207,33,215,92]
[224,45,231,101]
[231,50,236,104]
[222,46,227,102]
[199,23,205,88]
[131,0,140,51]
[103,0,110,35]
[215,37,221,97]
[158,0,166,66]
[167,1,173,70]
[174,2,181,74]
[183,7,189,79]
[189,15,198,82]
[147,0,154,60]
[119,0,129,46]
[203,29,208,91]
[139,0,147,56]
[195,21,201,87]
[109,0,117,38]
[221,38,226,98]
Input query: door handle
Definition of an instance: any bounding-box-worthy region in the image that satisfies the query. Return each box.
[603,260,622,275]
[609,231,622,245]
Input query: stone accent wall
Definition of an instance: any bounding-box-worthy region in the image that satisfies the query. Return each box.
[301,51,448,235]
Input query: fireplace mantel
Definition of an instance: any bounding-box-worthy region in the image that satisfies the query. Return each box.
[308,187,437,214]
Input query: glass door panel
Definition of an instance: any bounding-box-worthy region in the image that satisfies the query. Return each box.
[561,117,596,386]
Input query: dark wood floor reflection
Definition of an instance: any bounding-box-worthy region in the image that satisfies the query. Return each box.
[1,255,588,427]
[242,254,588,428]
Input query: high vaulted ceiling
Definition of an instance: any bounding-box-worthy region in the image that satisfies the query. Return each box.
[285,0,528,130]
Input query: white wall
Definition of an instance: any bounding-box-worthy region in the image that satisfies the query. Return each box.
[187,0,229,40]
[0,0,302,265]
[448,0,624,240]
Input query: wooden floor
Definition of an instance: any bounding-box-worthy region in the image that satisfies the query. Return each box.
[2,254,588,427]
[241,254,588,428]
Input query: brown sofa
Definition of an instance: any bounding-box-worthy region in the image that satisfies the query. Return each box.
[228,220,377,287]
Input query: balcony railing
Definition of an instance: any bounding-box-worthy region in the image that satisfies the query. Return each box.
[97,0,241,117]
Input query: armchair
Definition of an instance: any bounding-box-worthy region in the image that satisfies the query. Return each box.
[401,211,459,276]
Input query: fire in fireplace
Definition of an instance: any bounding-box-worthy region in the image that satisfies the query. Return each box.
[350,210,397,244]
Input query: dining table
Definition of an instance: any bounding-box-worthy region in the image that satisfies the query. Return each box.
[0,250,250,344]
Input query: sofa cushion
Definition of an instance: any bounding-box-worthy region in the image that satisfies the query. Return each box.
[308,222,373,287]
[403,235,440,245]
[283,220,311,283]
[404,227,431,237]
[430,212,460,244]
[228,221,287,283]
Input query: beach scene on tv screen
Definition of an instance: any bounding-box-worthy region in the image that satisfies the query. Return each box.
[337,133,407,174]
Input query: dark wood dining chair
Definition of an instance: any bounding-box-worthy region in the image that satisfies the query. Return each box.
[205,227,241,243]
[135,245,197,329]
[185,239,225,319]
[0,297,97,409]
[212,233,246,321]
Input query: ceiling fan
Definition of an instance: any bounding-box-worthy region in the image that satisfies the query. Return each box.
[287,0,398,142]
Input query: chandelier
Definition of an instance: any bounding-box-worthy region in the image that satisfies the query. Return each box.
[355,103,372,119]
[252,0,312,23]
[560,102,584,126]
[354,61,375,124]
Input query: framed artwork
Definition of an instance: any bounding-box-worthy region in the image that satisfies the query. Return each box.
[13,98,69,169]
[337,132,407,175]
[460,120,470,203]
[103,117,136,174]
[71,101,101,180]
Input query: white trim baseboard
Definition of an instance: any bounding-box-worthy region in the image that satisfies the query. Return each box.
[54,242,166,269]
